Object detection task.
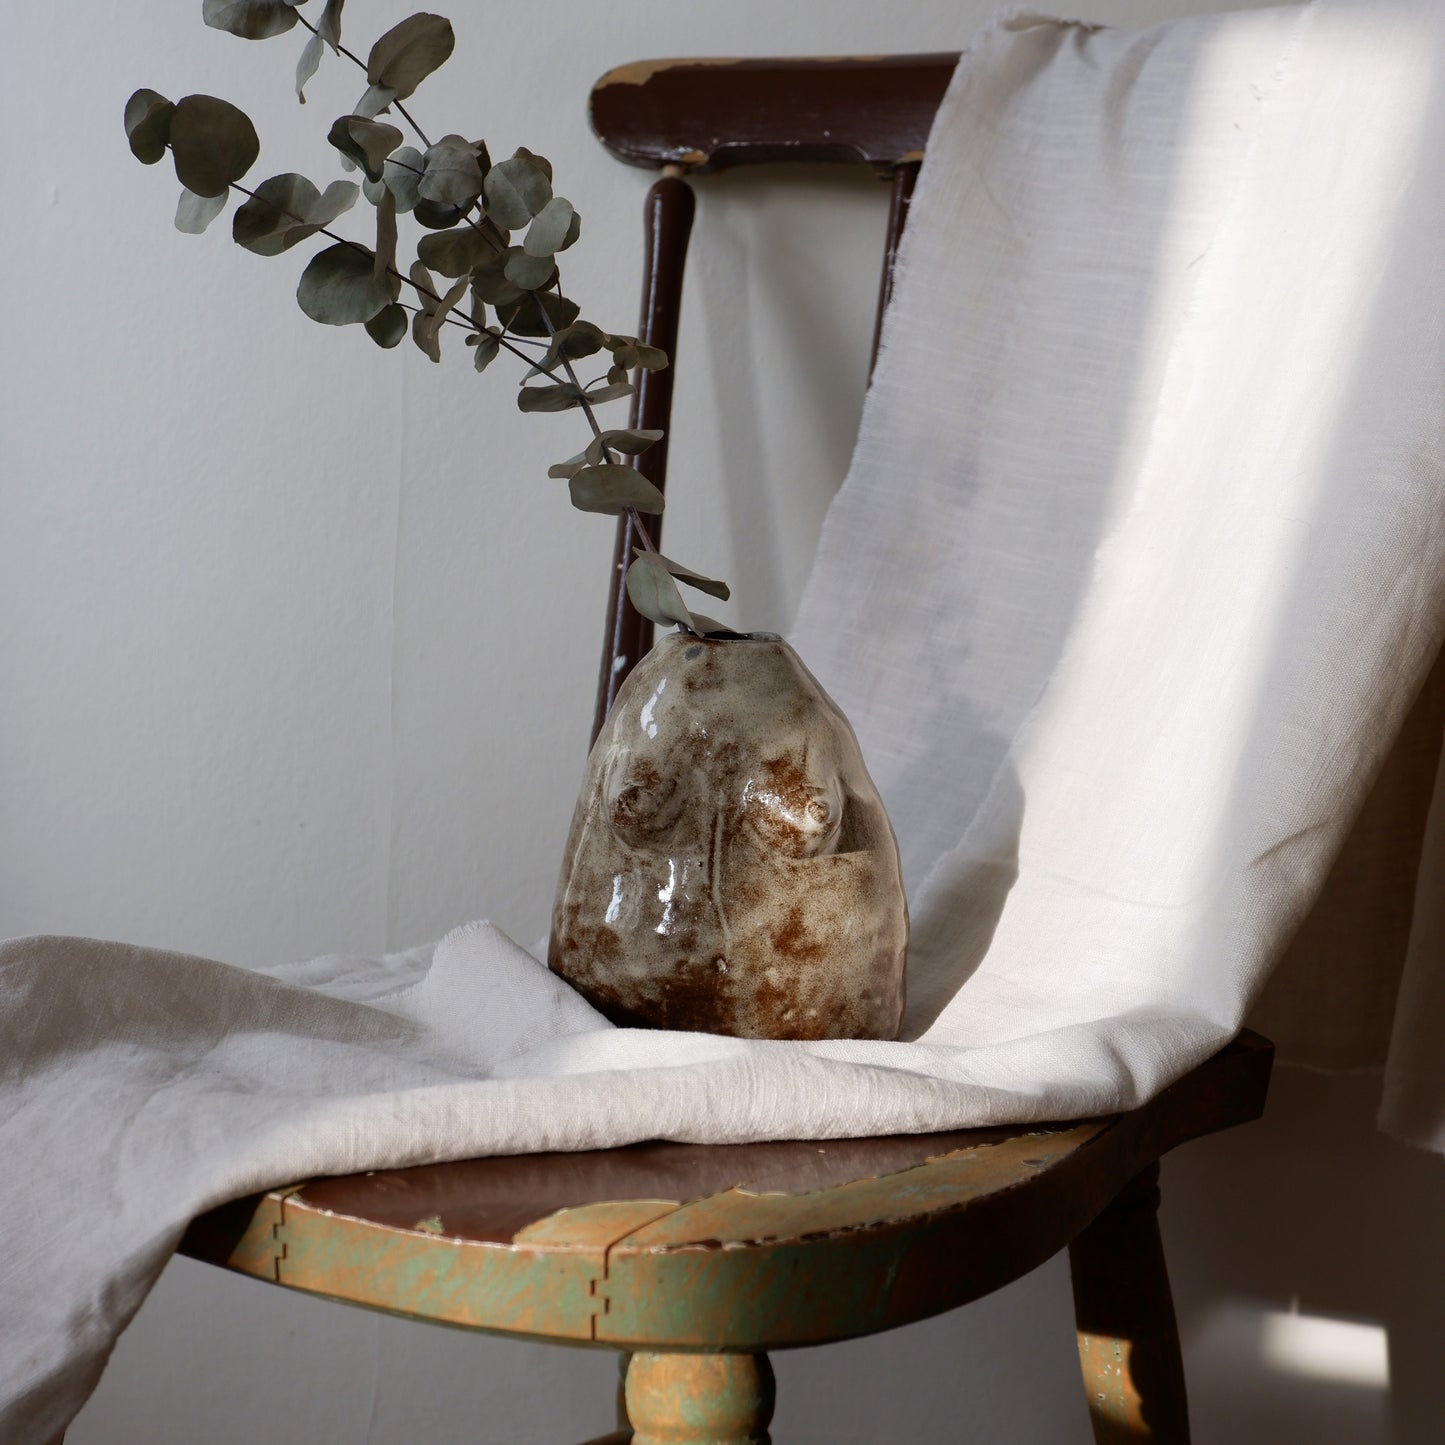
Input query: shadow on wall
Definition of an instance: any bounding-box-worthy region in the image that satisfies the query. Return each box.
[1164,1066,1445,1445]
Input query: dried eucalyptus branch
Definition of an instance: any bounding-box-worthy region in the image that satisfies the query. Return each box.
[124,0,730,634]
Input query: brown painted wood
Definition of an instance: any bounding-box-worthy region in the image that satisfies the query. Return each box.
[590,56,957,174]
[871,162,920,375]
[1070,1163,1191,1443]
[592,173,696,742]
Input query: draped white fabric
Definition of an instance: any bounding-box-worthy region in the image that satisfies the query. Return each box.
[7,2,1445,1437]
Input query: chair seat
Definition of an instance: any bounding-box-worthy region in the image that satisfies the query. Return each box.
[179,1031,1271,1353]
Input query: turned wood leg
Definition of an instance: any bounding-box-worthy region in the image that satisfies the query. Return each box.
[624,1351,774,1445]
[1068,1162,1190,1444]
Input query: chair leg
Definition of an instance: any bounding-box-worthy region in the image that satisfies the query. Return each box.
[1068,1162,1190,1444]
[624,1350,774,1445]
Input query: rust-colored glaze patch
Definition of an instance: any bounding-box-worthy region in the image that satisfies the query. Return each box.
[771,903,827,963]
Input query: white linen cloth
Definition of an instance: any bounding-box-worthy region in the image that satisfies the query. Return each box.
[7,2,1445,1436]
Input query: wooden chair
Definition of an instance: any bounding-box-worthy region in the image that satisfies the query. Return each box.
[180,57,1274,1445]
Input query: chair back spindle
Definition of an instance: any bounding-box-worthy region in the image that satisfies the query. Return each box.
[588,55,956,737]
[591,173,696,743]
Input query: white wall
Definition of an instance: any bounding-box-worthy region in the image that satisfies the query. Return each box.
[5,1,1441,1440]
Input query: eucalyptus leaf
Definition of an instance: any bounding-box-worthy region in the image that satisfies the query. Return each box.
[427,275,469,335]
[411,306,441,362]
[295,30,324,102]
[518,382,587,414]
[365,301,408,348]
[584,380,636,406]
[169,94,260,198]
[124,89,174,165]
[503,247,555,291]
[467,328,502,373]
[297,241,392,324]
[366,13,454,100]
[203,0,299,40]
[373,185,398,289]
[317,0,345,50]
[640,550,731,601]
[354,83,396,119]
[363,145,424,212]
[416,226,496,278]
[523,197,575,257]
[512,146,552,182]
[542,320,606,368]
[175,186,228,234]
[585,427,663,463]
[482,155,552,230]
[469,250,525,306]
[328,115,403,182]
[293,0,344,101]
[410,270,467,362]
[547,451,588,479]
[495,291,578,337]
[407,271,462,359]
[625,555,696,632]
[313,179,361,225]
[607,363,628,385]
[418,135,484,208]
[570,465,666,516]
[408,259,442,360]
[233,173,319,254]
[232,173,358,256]
[606,336,669,371]
[411,197,468,230]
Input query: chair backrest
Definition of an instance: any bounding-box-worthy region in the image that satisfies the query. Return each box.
[585,54,958,742]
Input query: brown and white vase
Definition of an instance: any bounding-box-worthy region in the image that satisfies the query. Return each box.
[549,631,907,1040]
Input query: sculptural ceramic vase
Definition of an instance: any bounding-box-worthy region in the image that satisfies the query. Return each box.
[549,631,907,1040]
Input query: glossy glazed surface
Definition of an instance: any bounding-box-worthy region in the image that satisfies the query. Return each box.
[551,632,907,1039]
